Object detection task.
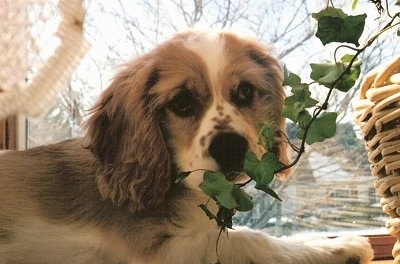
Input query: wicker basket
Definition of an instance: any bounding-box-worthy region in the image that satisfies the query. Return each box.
[353,56,400,262]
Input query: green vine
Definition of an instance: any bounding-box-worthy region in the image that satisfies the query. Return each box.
[177,1,400,262]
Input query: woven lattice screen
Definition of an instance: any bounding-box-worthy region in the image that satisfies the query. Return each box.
[0,0,89,119]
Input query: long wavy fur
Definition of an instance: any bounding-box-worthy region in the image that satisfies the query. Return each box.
[83,56,171,212]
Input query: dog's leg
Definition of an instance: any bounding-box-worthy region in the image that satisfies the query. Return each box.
[150,227,373,264]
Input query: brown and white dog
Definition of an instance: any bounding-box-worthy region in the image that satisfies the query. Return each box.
[0,31,373,264]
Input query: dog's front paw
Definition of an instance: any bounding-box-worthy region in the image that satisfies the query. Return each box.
[160,229,374,264]
[310,235,374,264]
[335,235,374,264]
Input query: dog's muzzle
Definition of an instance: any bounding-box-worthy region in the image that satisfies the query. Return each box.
[208,132,249,180]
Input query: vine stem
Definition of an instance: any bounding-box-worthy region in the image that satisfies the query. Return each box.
[277,11,400,173]
[202,5,399,262]
[214,227,225,264]
[235,11,400,187]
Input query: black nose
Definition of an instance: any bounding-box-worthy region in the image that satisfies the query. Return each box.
[208,132,249,174]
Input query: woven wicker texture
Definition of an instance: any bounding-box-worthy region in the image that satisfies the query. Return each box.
[354,56,400,262]
[0,0,89,119]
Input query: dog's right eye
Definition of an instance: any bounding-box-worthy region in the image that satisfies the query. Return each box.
[167,89,196,118]
[231,81,255,107]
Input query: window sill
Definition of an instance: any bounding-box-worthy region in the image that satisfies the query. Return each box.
[369,235,396,261]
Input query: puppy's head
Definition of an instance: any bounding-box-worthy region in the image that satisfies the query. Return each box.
[84,30,291,211]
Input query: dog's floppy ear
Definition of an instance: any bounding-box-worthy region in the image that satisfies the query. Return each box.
[245,40,292,179]
[84,57,171,212]
[267,64,292,180]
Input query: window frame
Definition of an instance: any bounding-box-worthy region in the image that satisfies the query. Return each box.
[0,115,26,150]
[2,118,392,260]
[0,116,16,150]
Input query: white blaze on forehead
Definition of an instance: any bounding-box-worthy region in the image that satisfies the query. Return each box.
[177,32,266,189]
[184,32,227,97]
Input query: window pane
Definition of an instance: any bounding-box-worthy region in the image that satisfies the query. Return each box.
[233,122,386,236]
[28,100,83,148]
[26,0,398,237]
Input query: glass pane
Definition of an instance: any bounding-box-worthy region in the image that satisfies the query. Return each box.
[28,97,83,148]
[26,0,397,237]
[233,123,386,236]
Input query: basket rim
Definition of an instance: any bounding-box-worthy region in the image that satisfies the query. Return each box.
[359,56,400,100]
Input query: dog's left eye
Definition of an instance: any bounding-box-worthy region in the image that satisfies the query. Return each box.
[231,81,255,107]
[167,89,196,118]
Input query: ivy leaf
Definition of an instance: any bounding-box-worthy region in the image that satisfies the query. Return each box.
[297,112,338,144]
[310,62,345,88]
[310,55,361,92]
[258,122,275,150]
[297,110,313,128]
[312,6,347,19]
[337,54,362,91]
[199,171,253,212]
[283,67,302,87]
[283,102,303,122]
[244,152,282,191]
[232,187,253,212]
[199,171,238,209]
[283,91,318,122]
[289,87,318,108]
[244,152,273,187]
[312,7,366,46]
[256,186,282,201]
[283,71,318,122]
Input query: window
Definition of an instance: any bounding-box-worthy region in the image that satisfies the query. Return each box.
[234,126,387,238]
[19,0,400,260]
